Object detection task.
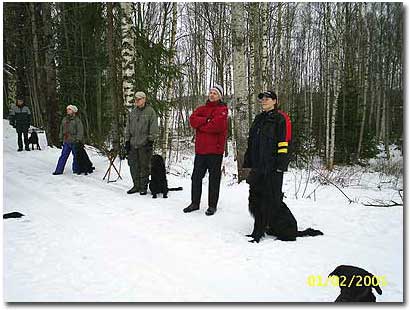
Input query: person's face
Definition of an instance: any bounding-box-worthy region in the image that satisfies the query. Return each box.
[260,97,276,112]
[66,108,74,115]
[135,97,146,108]
[17,100,23,106]
[208,90,220,102]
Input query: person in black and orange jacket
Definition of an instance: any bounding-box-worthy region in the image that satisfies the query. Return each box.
[243,90,292,241]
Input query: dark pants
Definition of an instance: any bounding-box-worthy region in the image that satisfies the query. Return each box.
[16,128,29,150]
[191,154,223,208]
[248,170,284,238]
[128,146,153,191]
[54,142,79,173]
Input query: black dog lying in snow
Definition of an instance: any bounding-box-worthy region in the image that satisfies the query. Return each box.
[74,143,95,175]
[28,131,41,150]
[3,212,25,219]
[329,265,383,302]
[149,154,182,198]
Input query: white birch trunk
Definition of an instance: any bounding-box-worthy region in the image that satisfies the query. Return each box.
[328,4,342,170]
[231,2,249,182]
[357,3,369,158]
[121,2,135,106]
[329,51,341,170]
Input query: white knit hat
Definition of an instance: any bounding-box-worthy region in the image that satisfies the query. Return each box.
[66,105,78,113]
[210,84,223,99]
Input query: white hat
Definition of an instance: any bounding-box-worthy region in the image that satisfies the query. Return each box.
[210,84,223,99]
[66,105,78,113]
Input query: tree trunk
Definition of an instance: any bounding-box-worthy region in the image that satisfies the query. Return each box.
[231,2,248,182]
[41,2,59,146]
[274,3,282,93]
[107,3,120,151]
[162,2,177,161]
[121,2,135,107]
[357,3,369,159]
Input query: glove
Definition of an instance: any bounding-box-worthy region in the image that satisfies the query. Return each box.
[125,141,131,153]
[119,144,128,160]
[246,169,262,186]
[146,140,154,148]
[72,141,81,151]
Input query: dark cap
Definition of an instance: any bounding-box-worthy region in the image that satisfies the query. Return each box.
[257,91,277,100]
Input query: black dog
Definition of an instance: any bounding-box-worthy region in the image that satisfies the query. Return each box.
[149,154,182,198]
[28,131,41,150]
[75,143,95,175]
[247,174,323,242]
[329,265,383,302]
[4,212,25,219]
[247,200,323,242]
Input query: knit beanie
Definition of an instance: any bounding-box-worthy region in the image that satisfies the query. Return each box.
[210,84,223,99]
[66,105,78,113]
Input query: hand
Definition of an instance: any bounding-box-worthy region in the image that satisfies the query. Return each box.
[146,140,154,148]
[125,141,131,153]
[73,141,81,150]
[276,169,283,173]
[206,117,212,123]
[246,169,261,185]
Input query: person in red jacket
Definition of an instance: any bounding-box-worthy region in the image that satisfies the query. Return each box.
[183,84,228,216]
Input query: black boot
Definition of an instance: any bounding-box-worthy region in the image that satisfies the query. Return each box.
[183,203,199,213]
[205,207,216,216]
[17,148,23,152]
[25,146,30,151]
[127,186,139,194]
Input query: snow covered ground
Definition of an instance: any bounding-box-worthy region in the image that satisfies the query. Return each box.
[3,120,403,302]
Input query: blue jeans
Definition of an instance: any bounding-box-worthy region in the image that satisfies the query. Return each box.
[54,143,79,173]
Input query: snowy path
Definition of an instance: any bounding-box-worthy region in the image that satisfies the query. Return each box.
[3,121,403,302]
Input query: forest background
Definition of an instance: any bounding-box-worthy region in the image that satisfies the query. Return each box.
[3,2,403,181]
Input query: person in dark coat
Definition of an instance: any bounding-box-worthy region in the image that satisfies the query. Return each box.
[52,105,84,175]
[9,98,32,152]
[183,84,228,216]
[243,91,292,240]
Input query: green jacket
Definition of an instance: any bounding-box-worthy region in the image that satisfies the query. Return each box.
[125,104,159,149]
[59,115,84,143]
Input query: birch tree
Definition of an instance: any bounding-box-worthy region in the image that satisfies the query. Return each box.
[231,2,248,182]
[121,2,135,106]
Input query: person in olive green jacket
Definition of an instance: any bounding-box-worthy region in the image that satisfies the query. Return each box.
[125,91,159,195]
[52,105,84,175]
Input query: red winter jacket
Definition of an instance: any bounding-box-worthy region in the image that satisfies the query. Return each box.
[189,100,229,155]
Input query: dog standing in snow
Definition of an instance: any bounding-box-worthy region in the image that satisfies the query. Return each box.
[28,130,41,150]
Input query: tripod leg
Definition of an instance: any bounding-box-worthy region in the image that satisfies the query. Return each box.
[103,155,115,181]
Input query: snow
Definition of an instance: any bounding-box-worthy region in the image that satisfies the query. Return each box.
[3,120,403,302]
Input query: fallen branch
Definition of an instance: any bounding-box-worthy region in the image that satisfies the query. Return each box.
[362,200,403,207]
[299,155,354,204]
